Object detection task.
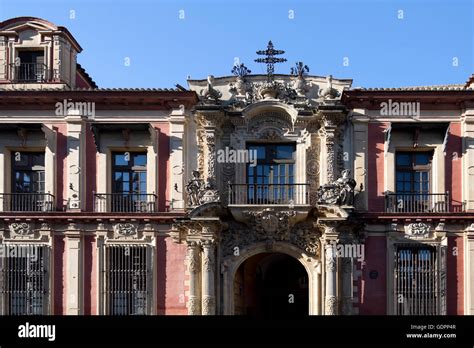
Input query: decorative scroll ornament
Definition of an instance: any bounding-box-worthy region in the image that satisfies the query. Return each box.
[9,222,32,236]
[317,169,356,206]
[405,223,431,238]
[113,223,137,236]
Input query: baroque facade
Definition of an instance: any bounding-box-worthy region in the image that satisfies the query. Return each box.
[0,17,473,316]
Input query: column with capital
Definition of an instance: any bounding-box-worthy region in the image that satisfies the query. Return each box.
[201,239,216,315]
[319,112,345,184]
[324,241,338,315]
[187,241,201,315]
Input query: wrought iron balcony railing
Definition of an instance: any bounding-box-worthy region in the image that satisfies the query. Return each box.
[9,63,50,83]
[385,193,452,213]
[228,184,309,205]
[94,193,157,213]
[0,193,55,212]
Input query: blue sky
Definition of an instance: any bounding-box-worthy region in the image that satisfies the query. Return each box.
[0,0,472,88]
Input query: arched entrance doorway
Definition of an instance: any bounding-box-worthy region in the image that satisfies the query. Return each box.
[234,253,309,316]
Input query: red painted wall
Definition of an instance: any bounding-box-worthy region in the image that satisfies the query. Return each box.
[53,235,65,314]
[445,122,463,212]
[367,122,388,212]
[447,236,464,314]
[359,236,386,314]
[156,236,187,314]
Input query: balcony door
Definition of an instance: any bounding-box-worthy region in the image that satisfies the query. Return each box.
[111,152,148,212]
[17,50,45,82]
[246,143,295,204]
[11,152,48,211]
[394,151,434,212]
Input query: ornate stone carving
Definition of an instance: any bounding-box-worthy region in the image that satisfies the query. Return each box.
[243,208,296,241]
[290,61,310,96]
[230,63,252,97]
[188,296,201,315]
[221,218,321,258]
[325,249,337,272]
[325,295,338,315]
[186,170,220,207]
[318,75,340,100]
[9,222,32,236]
[202,239,216,272]
[113,223,137,237]
[306,135,321,205]
[187,241,201,274]
[291,221,321,257]
[405,223,431,238]
[202,295,215,315]
[248,112,293,135]
[317,169,356,205]
[200,75,222,102]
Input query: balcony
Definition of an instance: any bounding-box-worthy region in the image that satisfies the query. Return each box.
[0,193,54,212]
[9,63,52,83]
[384,192,463,213]
[228,184,309,206]
[94,193,157,213]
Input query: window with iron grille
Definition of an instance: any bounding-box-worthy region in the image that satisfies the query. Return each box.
[0,244,50,315]
[394,244,441,315]
[104,244,151,315]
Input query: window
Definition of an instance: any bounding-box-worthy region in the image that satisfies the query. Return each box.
[15,50,46,82]
[10,152,51,211]
[396,152,432,195]
[246,143,295,204]
[0,244,50,315]
[104,245,151,315]
[390,151,439,212]
[394,245,441,315]
[111,152,151,212]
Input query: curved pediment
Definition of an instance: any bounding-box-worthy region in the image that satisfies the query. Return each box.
[0,17,58,32]
[243,102,297,137]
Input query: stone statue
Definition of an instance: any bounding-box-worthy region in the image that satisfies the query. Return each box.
[201,75,222,102]
[319,75,340,100]
[335,169,357,205]
[317,169,356,206]
[186,170,204,206]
